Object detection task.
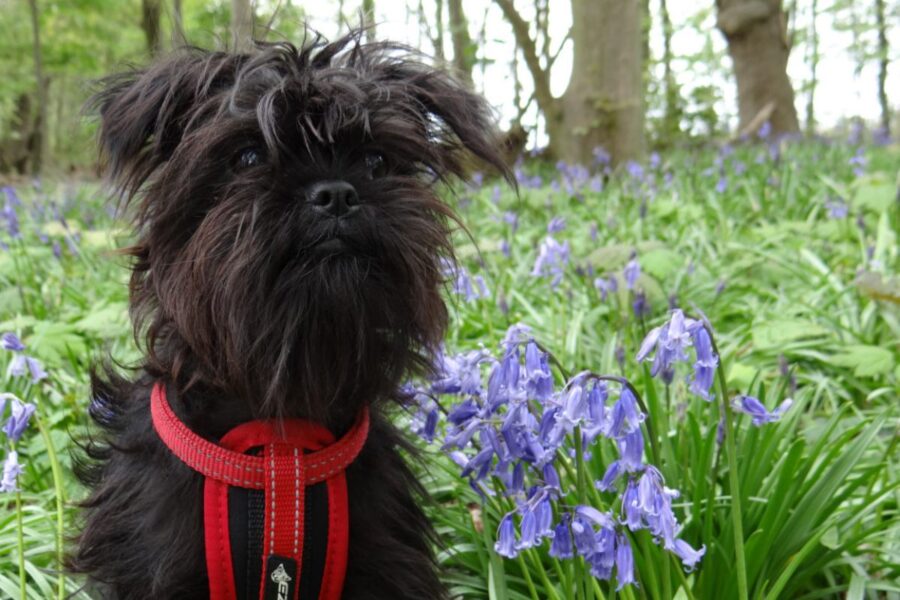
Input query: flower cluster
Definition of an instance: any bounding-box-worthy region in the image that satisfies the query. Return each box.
[636,310,717,397]
[531,236,570,287]
[2,333,47,383]
[441,259,490,303]
[1,393,35,492]
[406,323,705,588]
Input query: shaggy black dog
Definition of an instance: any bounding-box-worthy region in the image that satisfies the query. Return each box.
[69,31,508,599]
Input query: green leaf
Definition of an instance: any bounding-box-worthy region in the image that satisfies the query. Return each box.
[752,319,829,349]
[830,345,895,377]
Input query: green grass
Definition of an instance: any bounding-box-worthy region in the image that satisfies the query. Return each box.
[0,137,897,599]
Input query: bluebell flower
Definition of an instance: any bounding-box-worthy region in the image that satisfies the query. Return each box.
[732,395,792,425]
[716,177,728,194]
[549,516,574,558]
[617,428,644,472]
[615,533,635,590]
[636,309,697,379]
[502,211,519,232]
[1,451,24,493]
[632,292,649,318]
[2,195,20,239]
[593,147,611,166]
[547,216,566,234]
[606,387,644,438]
[622,480,642,530]
[523,342,553,403]
[532,236,570,287]
[594,277,612,301]
[1,333,25,351]
[542,463,561,491]
[516,505,539,550]
[596,460,623,492]
[589,526,616,580]
[625,161,644,181]
[495,513,519,558]
[571,513,598,556]
[673,538,706,570]
[758,121,772,139]
[689,325,718,401]
[825,199,849,219]
[623,258,640,290]
[432,349,488,395]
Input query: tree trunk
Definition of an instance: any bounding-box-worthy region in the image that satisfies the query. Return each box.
[27,0,46,175]
[434,0,445,62]
[172,0,187,47]
[716,0,800,135]
[362,0,376,43]
[559,0,644,163]
[231,0,254,52]
[447,0,474,85]
[659,0,680,142]
[141,0,163,56]
[804,0,818,134]
[874,0,890,136]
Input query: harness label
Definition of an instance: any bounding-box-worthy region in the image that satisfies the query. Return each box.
[264,555,297,600]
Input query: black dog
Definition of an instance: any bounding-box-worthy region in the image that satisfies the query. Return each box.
[69,31,508,599]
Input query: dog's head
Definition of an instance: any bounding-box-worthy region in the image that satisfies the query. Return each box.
[93,31,508,424]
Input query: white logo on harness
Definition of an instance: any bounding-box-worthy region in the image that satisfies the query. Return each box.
[271,563,292,599]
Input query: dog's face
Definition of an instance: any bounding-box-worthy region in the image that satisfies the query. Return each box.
[94,34,508,423]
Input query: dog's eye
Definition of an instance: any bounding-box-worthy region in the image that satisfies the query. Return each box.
[237,148,263,169]
[365,152,387,179]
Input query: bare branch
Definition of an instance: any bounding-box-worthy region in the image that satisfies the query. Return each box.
[492,0,557,117]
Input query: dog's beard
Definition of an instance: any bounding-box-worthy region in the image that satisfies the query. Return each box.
[137,176,450,425]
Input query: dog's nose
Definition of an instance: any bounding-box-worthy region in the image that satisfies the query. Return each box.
[306,180,359,218]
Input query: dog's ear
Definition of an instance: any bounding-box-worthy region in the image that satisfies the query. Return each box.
[382,59,514,185]
[89,51,242,199]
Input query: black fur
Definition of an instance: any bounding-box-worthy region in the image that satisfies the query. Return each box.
[69,30,509,599]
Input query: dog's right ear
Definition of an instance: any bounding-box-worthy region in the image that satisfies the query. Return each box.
[90,51,242,199]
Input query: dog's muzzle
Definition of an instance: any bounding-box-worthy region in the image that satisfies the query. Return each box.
[151,382,369,600]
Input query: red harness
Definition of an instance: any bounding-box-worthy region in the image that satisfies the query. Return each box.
[150,383,369,600]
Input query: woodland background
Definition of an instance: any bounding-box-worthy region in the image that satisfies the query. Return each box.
[0,0,897,174]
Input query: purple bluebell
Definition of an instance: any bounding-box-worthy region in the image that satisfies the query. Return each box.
[532,236,570,287]
[549,516,574,558]
[625,161,644,181]
[732,396,792,426]
[516,505,539,550]
[594,277,611,301]
[758,121,772,139]
[2,196,20,239]
[2,333,25,351]
[825,199,849,219]
[432,349,487,395]
[615,533,635,590]
[715,279,727,296]
[1,451,23,493]
[617,428,644,472]
[716,177,728,194]
[495,513,519,558]
[523,342,553,403]
[571,513,598,556]
[623,258,641,290]
[542,463,561,491]
[589,526,616,580]
[596,460,622,492]
[593,147,611,166]
[622,480,642,531]
[689,325,718,401]
[606,387,644,438]
[673,538,706,570]
[547,216,566,234]
[632,291,649,318]
[447,398,479,426]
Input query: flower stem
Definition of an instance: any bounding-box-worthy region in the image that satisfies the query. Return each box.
[707,325,749,600]
[15,487,26,599]
[35,409,66,600]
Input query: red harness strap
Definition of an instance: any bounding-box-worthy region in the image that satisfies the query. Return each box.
[150,383,369,600]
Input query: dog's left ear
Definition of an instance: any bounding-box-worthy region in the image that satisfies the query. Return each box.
[384,60,514,184]
[89,51,243,199]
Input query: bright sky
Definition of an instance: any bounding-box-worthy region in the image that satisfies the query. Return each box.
[296,0,896,146]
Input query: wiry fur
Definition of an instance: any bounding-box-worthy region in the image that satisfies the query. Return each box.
[69,31,509,599]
